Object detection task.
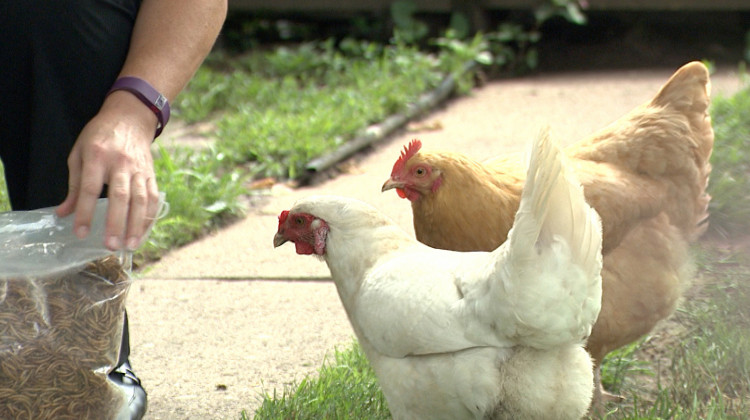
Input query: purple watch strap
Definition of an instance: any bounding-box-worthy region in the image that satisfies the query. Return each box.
[107,76,171,138]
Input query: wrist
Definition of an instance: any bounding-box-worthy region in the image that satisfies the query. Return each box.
[100,91,158,139]
[106,76,171,138]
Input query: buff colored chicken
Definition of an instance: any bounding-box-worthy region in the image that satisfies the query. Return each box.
[381,61,713,408]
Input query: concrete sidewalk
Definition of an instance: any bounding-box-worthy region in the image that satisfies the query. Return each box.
[127,66,742,419]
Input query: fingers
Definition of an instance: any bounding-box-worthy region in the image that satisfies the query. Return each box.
[124,174,160,250]
[77,160,109,242]
[60,122,159,251]
[124,175,147,250]
[104,169,132,250]
[57,144,107,240]
[105,171,160,251]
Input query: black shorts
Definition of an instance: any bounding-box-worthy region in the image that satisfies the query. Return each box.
[0,0,142,210]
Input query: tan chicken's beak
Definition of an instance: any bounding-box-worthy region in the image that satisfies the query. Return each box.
[273,232,288,248]
[381,178,402,192]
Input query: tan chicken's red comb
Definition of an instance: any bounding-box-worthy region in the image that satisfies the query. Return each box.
[391,139,422,177]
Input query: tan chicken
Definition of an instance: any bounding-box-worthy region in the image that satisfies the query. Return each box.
[381,61,713,408]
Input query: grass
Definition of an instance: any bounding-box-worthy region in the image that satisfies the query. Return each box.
[248,342,389,420]
[175,38,458,179]
[705,73,750,237]
[137,145,249,263]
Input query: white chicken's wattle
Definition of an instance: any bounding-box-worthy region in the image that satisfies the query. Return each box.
[274,130,603,419]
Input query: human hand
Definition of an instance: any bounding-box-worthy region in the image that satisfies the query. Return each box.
[56,91,161,250]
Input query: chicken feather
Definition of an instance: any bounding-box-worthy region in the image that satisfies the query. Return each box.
[275,130,603,419]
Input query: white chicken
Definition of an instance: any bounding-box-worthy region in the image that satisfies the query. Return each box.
[273,130,603,419]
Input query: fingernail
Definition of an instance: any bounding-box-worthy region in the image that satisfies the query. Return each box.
[126,237,140,250]
[106,235,122,250]
[75,226,90,239]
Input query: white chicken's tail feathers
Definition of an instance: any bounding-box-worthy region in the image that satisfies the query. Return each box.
[510,129,602,276]
[488,129,603,349]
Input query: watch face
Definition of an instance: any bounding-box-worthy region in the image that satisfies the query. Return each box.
[155,94,167,110]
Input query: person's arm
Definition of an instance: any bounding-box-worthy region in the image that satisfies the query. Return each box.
[56,0,228,250]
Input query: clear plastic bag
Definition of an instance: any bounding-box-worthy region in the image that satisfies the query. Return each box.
[0,198,160,419]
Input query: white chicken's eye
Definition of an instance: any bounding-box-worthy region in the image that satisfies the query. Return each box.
[296,217,305,225]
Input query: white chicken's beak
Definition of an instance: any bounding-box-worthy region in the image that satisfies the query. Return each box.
[273,232,288,248]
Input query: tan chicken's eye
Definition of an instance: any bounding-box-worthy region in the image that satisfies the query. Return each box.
[415,167,426,177]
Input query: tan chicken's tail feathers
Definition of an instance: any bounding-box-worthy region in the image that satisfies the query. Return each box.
[652,61,714,165]
[652,62,711,111]
[570,61,714,242]
[653,61,714,239]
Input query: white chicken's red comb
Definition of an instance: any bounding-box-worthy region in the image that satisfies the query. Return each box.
[278,210,290,227]
[390,139,422,176]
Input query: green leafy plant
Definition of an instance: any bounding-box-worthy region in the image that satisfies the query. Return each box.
[432,30,491,93]
[432,0,587,78]
[534,0,588,26]
[390,0,429,45]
